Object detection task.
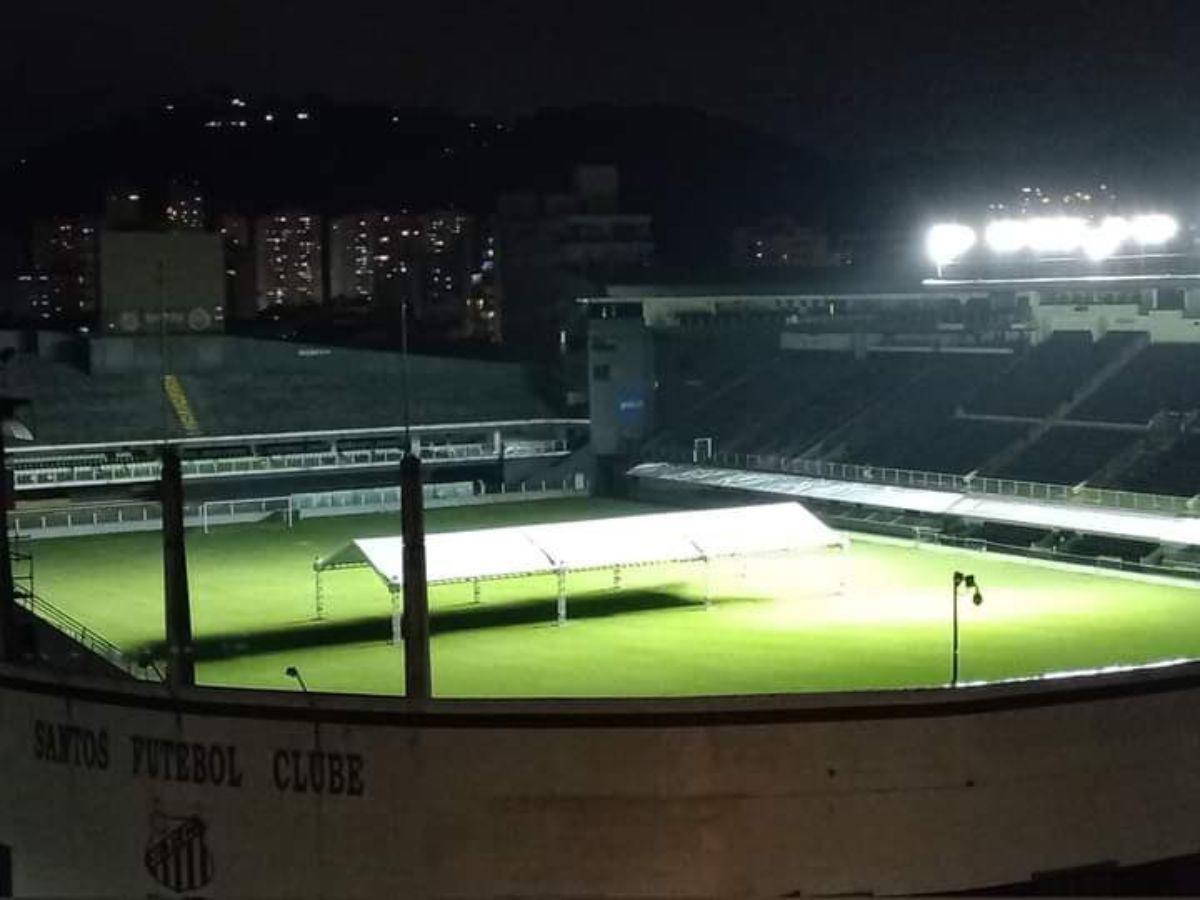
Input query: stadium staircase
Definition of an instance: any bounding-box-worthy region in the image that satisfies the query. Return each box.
[1088,411,1196,490]
[974,333,1149,478]
[162,374,202,437]
[7,533,157,679]
[800,355,943,460]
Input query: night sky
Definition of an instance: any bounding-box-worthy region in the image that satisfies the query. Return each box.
[3,0,1199,167]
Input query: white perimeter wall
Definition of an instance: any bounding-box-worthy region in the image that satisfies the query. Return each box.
[4,664,1200,896]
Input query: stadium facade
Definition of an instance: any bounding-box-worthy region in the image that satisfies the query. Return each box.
[14,214,1200,895]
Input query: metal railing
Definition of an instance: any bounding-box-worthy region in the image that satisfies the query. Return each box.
[12,475,590,540]
[657,445,1199,516]
[12,438,570,490]
[15,591,162,681]
[824,511,1200,582]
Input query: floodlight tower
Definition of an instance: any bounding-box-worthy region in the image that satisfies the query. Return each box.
[398,296,431,701]
[951,571,983,688]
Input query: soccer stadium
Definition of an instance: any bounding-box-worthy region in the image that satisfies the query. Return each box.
[12,213,1200,895]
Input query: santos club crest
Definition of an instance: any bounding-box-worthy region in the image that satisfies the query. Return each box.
[144,811,214,894]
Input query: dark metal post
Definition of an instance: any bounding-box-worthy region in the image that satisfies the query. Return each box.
[0,426,16,663]
[161,445,195,687]
[951,573,961,688]
[400,452,430,700]
[952,571,982,688]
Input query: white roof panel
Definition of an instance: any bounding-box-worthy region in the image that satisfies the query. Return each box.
[341,502,841,588]
[629,462,1200,548]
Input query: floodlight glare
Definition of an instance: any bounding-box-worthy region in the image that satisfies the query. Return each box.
[984,219,1027,254]
[926,223,976,268]
[1081,216,1129,261]
[1129,213,1179,245]
[1026,216,1086,253]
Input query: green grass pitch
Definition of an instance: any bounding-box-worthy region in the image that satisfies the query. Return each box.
[26,496,1200,697]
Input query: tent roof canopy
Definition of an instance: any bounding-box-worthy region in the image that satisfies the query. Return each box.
[317,502,843,588]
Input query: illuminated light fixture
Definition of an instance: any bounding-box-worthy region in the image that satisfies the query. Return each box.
[1130,213,1179,245]
[984,219,1027,253]
[955,212,1180,263]
[925,223,977,271]
[1081,216,1130,261]
[1026,216,1086,253]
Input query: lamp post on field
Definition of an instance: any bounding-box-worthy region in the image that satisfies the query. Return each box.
[952,571,983,688]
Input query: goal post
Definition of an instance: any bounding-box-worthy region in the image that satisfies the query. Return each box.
[200,496,293,534]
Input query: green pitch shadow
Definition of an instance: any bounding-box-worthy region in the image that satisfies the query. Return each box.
[134,587,710,664]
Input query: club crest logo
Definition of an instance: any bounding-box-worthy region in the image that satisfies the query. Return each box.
[144,812,214,894]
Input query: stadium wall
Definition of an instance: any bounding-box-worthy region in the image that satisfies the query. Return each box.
[5,662,1200,896]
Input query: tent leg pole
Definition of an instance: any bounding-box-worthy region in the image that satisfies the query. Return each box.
[314,566,324,620]
[391,586,403,647]
[704,557,711,609]
[556,571,566,625]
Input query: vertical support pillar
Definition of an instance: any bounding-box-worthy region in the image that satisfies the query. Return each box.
[161,445,195,687]
[400,453,431,701]
[472,579,481,605]
[0,425,18,663]
[556,570,567,625]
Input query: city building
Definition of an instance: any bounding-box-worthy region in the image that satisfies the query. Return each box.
[99,230,225,334]
[328,211,501,342]
[730,218,840,268]
[24,216,101,324]
[328,212,423,318]
[496,165,654,353]
[216,213,257,322]
[419,211,477,335]
[103,188,145,230]
[164,178,207,231]
[254,212,324,309]
[463,224,501,342]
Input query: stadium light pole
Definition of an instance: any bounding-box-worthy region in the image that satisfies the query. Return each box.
[397,295,432,701]
[161,444,195,688]
[285,665,309,694]
[951,571,983,688]
[0,404,33,665]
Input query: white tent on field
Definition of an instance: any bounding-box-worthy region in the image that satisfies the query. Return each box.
[314,501,847,637]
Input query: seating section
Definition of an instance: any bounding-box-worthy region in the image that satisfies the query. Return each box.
[979,523,1050,549]
[5,344,553,445]
[1074,344,1200,423]
[987,427,1141,484]
[649,328,1200,494]
[835,354,1018,471]
[1108,434,1200,497]
[967,332,1138,418]
[653,332,932,457]
[848,417,1025,474]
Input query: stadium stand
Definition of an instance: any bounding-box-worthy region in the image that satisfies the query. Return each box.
[1074,344,1200,424]
[985,426,1142,484]
[831,354,1017,470]
[652,328,961,459]
[645,326,1200,493]
[966,331,1141,418]
[848,416,1026,474]
[1108,433,1200,497]
[0,339,554,444]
